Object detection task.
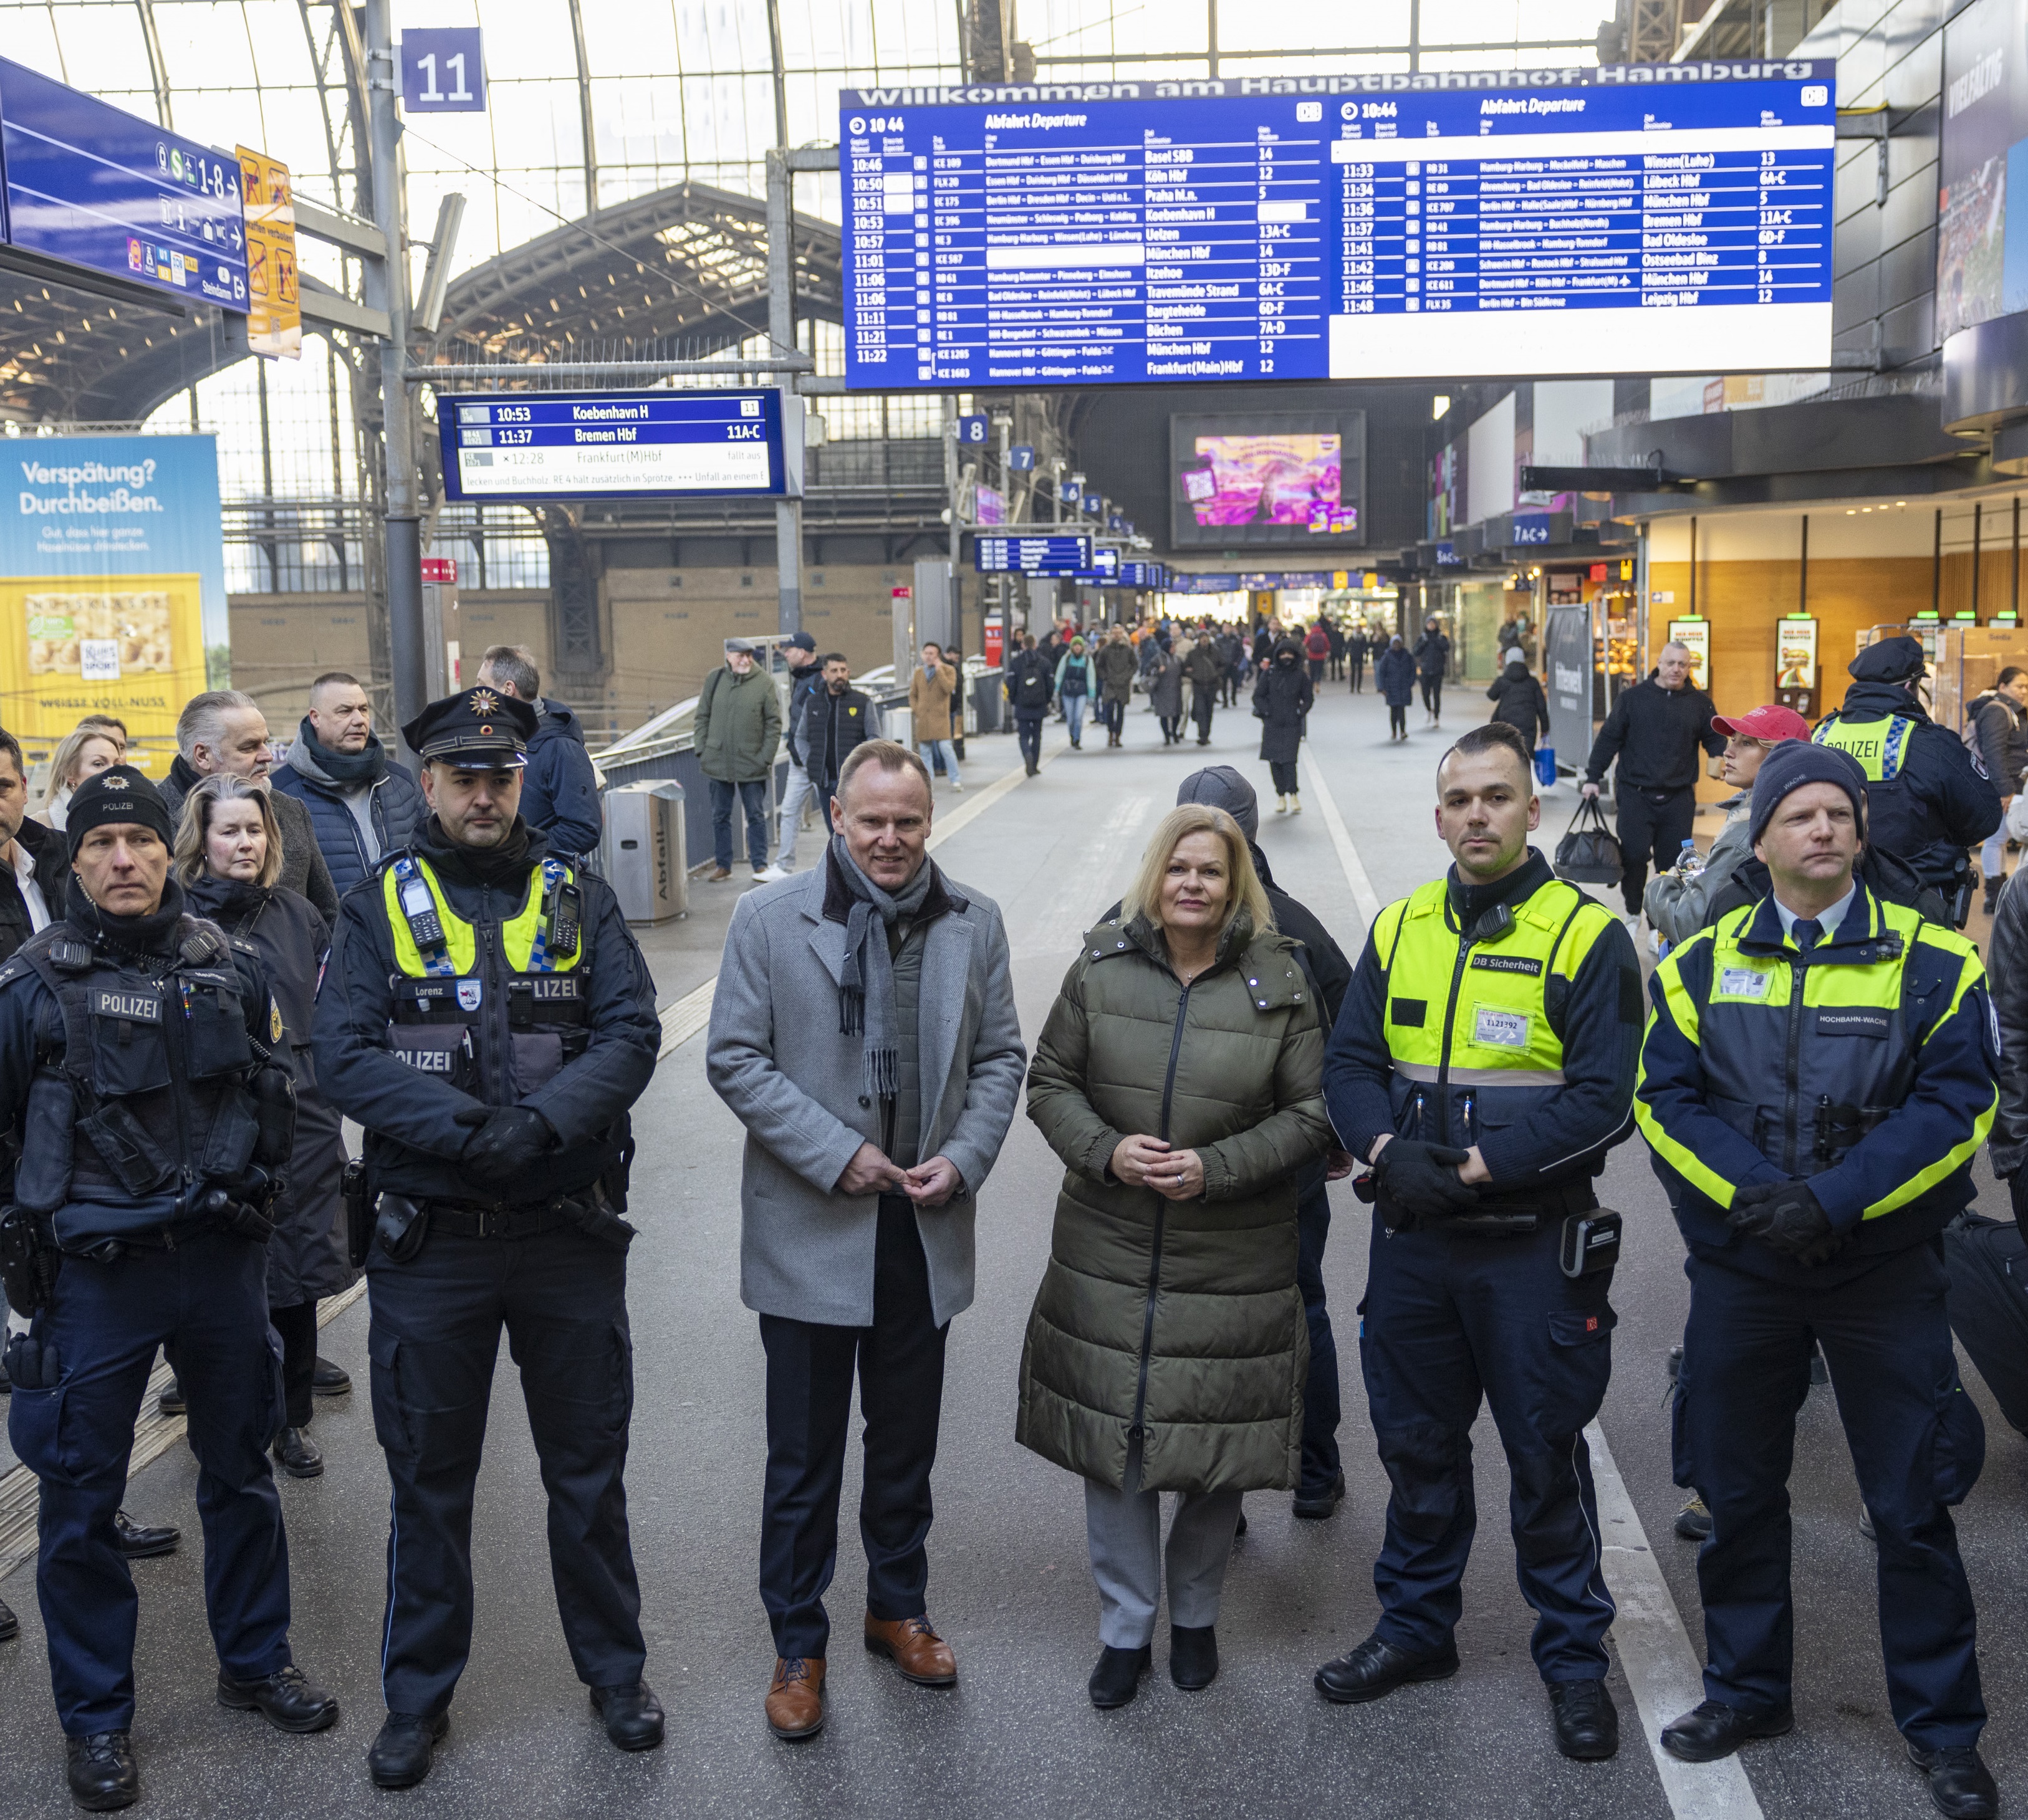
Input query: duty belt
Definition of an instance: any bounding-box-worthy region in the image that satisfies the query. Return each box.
[426,1200,573,1240]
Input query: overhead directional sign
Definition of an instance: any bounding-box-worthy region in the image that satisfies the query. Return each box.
[1119,561,1166,588]
[840,64,1832,388]
[973,533,1093,573]
[438,390,795,502]
[0,57,247,310]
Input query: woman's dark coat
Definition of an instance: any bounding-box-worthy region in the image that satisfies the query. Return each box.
[1149,649,1185,718]
[186,873,354,1308]
[1252,650,1314,765]
[1376,643,1418,706]
[1486,660,1551,747]
[1018,909,1331,1492]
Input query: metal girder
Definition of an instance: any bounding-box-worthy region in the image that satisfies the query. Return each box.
[426,181,842,363]
[1630,0,1681,62]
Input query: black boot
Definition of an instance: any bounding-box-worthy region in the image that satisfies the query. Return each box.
[66,1733,139,1811]
[1908,1741,1999,1819]
[271,1427,324,1478]
[1170,1624,1218,1691]
[369,1712,449,1789]
[1984,876,2004,917]
[216,1664,339,1733]
[1088,1644,1151,1710]
[1549,1679,1619,1760]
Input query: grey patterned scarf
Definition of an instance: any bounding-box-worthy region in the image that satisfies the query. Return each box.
[824,834,946,1099]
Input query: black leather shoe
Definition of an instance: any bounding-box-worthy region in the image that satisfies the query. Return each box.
[1088,1644,1151,1710]
[369,1712,448,1789]
[1660,1698,1794,1762]
[271,1427,324,1479]
[216,1664,339,1733]
[0,1594,17,1642]
[113,1510,181,1558]
[156,1379,185,1417]
[589,1682,665,1751]
[1549,1679,1620,1760]
[312,1356,351,1397]
[1293,1471,1347,1520]
[65,1732,138,1811]
[1170,1624,1218,1691]
[1673,1495,1713,1541]
[1315,1634,1460,1705]
[1908,1742,2000,1819]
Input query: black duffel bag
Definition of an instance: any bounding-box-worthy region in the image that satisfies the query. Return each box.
[1554,797,1624,887]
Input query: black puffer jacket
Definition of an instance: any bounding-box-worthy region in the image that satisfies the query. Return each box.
[1252,646,1314,764]
[1980,866,2028,1179]
[1485,660,1550,746]
[1969,690,2028,796]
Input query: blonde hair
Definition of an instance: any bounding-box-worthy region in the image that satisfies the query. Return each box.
[44,729,122,809]
[175,774,284,890]
[1121,804,1274,940]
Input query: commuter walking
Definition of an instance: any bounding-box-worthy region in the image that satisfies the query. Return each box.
[1005,633,1054,775]
[1,766,338,1810]
[1636,740,1999,1818]
[1305,621,1331,691]
[1580,641,1724,925]
[1150,639,1186,745]
[175,776,353,1482]
[1097,626,1138,747]
[1021,801,1330,1708]
[1484,654,1550,752]
[37,726,120,832]
[768,631,825,877]
[1346,625,1369,694]
[798,654,878,826]
[910,641,963,792]
[1223,628,1246,706]
[269,670,425,896]
[695,638,783,883]
[1327,618,1347,681]
[1413,617,1451,725]
[1645,704,1809,946]
[161,691,340,923]
[1184,632,1223,746]
[1253,636,1314,813]
[1811,635,2001,923]
[316,687,664,1788]
[1314,723,1640,1763]
[706,741,1026,1741]
[1965,665,2028,913]
[1055,635,1095,749]
[1377,635,1416,739]
[474,646,603,863]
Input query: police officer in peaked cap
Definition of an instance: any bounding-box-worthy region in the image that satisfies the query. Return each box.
[1810,635,2000,924]
[314,686,662,1790]
[0,765,336,1812]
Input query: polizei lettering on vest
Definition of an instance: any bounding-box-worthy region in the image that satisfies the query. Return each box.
[92,990,161,1022]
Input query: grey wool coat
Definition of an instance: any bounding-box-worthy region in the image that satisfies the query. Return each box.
[706,859,1028,1328]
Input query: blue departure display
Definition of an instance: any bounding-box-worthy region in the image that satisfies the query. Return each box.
[437,390,792,502]
[974,534,1093,572]
[839,64,1833,388]
[0,57,247,311]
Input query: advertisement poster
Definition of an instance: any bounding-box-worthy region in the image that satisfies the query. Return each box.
[1938,0,2028,339]
[1187,433,1341,528]
[1777,615,1819,689]
[1668,616,1712,692]
[0,434,226,752]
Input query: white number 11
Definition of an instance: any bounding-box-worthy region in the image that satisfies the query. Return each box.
[414,52,473,103]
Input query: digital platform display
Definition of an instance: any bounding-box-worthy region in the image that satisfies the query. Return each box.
[438,389,792,502]
[974,534,1093,572]
[840,64,1833,388]
[0,57,247,311]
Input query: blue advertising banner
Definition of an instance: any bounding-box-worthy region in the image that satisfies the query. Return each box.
[0,433,226,753]
[0,57,247,311]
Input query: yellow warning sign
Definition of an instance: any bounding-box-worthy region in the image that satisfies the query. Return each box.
[236,146,300,360]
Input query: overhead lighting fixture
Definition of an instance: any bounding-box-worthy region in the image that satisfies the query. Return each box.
[1432,393,1449,419]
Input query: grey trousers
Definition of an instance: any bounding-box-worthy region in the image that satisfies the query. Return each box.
[1084,1440,1242,1648]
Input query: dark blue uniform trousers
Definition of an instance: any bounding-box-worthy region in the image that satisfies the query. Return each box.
[1360,1216,1617,1680]
[758,1197,948,1660]
[1676,1245,1986,1746]
[1296,1182,1342,1495]
[366,1223,645,1718]
[7,1230,291,1734]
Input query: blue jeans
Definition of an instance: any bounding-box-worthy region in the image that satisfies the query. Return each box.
[918,739,959,781]
[1063,694,1087,743]
[710,777,769,871]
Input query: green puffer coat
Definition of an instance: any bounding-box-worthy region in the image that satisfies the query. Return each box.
[1017,909,1332,1494]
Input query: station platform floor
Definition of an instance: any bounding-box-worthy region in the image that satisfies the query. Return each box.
[2,678,2024,1819]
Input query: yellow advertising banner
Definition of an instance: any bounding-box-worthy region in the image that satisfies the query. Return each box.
[236,145,300,360]
[0,574,206,740]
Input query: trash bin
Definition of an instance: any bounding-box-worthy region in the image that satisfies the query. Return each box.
[598,780,689,923]
[969,669,1004,734]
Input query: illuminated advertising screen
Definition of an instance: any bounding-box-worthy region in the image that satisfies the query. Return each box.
[1171,410,1365,548]
[839,62,1834,390]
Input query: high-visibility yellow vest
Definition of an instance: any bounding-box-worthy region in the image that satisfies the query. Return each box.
[381,853,583,979]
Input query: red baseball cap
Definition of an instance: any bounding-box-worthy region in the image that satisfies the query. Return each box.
[1711,704,1812,742]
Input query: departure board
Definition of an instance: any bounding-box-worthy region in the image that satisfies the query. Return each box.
[974,534,1093,572]
[839,64,1833,388]
[437,390,794,502]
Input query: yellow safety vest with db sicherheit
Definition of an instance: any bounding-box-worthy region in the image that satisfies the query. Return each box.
[1372,874,1620,1147]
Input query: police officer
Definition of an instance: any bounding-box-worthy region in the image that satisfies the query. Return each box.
[315,687,662,1790]
[1810,634,2001,922]
[1313,722,1641,1762]
[0,765,336,1811]
[1635,740,1999,1818]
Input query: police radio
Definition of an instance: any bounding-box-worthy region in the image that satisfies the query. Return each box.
[397,869,445,950]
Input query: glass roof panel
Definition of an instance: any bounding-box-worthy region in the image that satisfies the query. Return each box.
[2,4,71,82]
[151,2,262,95]
[48,4,157,98]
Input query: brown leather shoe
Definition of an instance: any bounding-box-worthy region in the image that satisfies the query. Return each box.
[766,1657,825,1740]
[863,1613,958,1687]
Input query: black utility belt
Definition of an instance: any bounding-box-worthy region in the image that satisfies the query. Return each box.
[1422,1208,1540,1238]
[428,1201,574,1240]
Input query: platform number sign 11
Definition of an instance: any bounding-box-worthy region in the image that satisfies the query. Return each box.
[400,29,486,113]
